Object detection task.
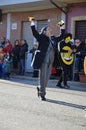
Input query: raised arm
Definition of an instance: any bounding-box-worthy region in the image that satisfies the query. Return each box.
[29,17,40,41]
[56,20,65,43]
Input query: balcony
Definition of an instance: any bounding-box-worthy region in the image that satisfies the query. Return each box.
[0,0,86,13]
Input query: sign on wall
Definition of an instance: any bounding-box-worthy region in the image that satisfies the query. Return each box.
[11,23,17,30]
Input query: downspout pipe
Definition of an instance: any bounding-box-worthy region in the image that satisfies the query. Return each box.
[50,0,67,14]
[50,0,68,30]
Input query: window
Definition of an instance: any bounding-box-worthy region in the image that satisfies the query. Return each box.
[37,20,48,33]
[75,20,86,40]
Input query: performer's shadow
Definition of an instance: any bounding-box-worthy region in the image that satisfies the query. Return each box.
[46,98,86,110]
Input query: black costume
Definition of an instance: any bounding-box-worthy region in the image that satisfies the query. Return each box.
[56,33,74,88]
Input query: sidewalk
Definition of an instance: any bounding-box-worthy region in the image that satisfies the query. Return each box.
[11,73,86,92]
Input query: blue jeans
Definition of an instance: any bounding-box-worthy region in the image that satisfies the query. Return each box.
[0,63,3,78]
[0,63,6,78]
[75,57,83,71]
[74,57,83,81]
[19,59,25,75]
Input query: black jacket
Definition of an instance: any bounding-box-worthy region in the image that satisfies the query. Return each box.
[12,45,20,61]
[20,43,28,59]
[75,43,85,58]
[31,25,65,69]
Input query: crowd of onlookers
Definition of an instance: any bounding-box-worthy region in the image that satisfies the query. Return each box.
[73,39,86,80]
[0,36,86,81]
[50,38,86,81]
[0,37,28,79]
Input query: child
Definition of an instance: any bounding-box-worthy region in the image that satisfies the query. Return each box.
[3,52,12,79]
[0,46,5,78]
[29,42,39,77]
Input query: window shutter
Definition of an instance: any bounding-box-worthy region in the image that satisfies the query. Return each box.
[37,20,48,33]
[22,22,34,50]
[75,20,86,40]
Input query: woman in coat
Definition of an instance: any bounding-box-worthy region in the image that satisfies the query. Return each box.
[12,40,20,74]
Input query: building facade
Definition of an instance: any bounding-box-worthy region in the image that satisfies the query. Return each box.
[0,0,65,49]
[0,0,86,72]
[67,2,86,40]
[0,0,86,48]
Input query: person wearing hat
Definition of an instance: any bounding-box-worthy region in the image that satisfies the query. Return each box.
[29,17,65,100]
[56,33,74,89]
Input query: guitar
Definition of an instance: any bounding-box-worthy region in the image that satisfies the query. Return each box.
[60,46,74,65]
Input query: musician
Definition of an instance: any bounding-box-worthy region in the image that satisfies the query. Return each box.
[56,33,74,89]
[29,17,65,100]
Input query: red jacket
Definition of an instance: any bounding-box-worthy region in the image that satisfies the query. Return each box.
[3,44,12,53]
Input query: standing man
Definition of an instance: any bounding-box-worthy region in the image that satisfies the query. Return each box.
[29,17,65,101]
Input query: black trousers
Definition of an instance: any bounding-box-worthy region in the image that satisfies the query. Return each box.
[58,64,70,86]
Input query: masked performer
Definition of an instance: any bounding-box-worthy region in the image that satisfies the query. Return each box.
[56,33,74,89]
[29,17,65,100]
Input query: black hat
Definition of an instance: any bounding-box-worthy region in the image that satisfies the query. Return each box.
[64,33,72,39]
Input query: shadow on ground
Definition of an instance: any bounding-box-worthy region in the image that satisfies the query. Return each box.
[46,98,86,110]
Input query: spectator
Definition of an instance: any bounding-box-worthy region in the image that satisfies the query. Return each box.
[0,37,6,47]
[12,40,20,74]
[74,39,84,81]
[29,42,39,77]
[0,46,5,78]
[19,39,28,75]
[3,51,13,79]
[82,39,86,52]
[3,39,12,53]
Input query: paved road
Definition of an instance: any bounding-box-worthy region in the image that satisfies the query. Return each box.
[0,78,86,130]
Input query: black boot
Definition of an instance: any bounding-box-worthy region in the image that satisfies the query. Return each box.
[56,83,64,88]
[41,96,46,101]
[37,87,46,101]
[37,87,40,97]
[64,84,70,89]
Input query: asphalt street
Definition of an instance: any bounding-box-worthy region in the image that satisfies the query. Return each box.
[0,77,86,130]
